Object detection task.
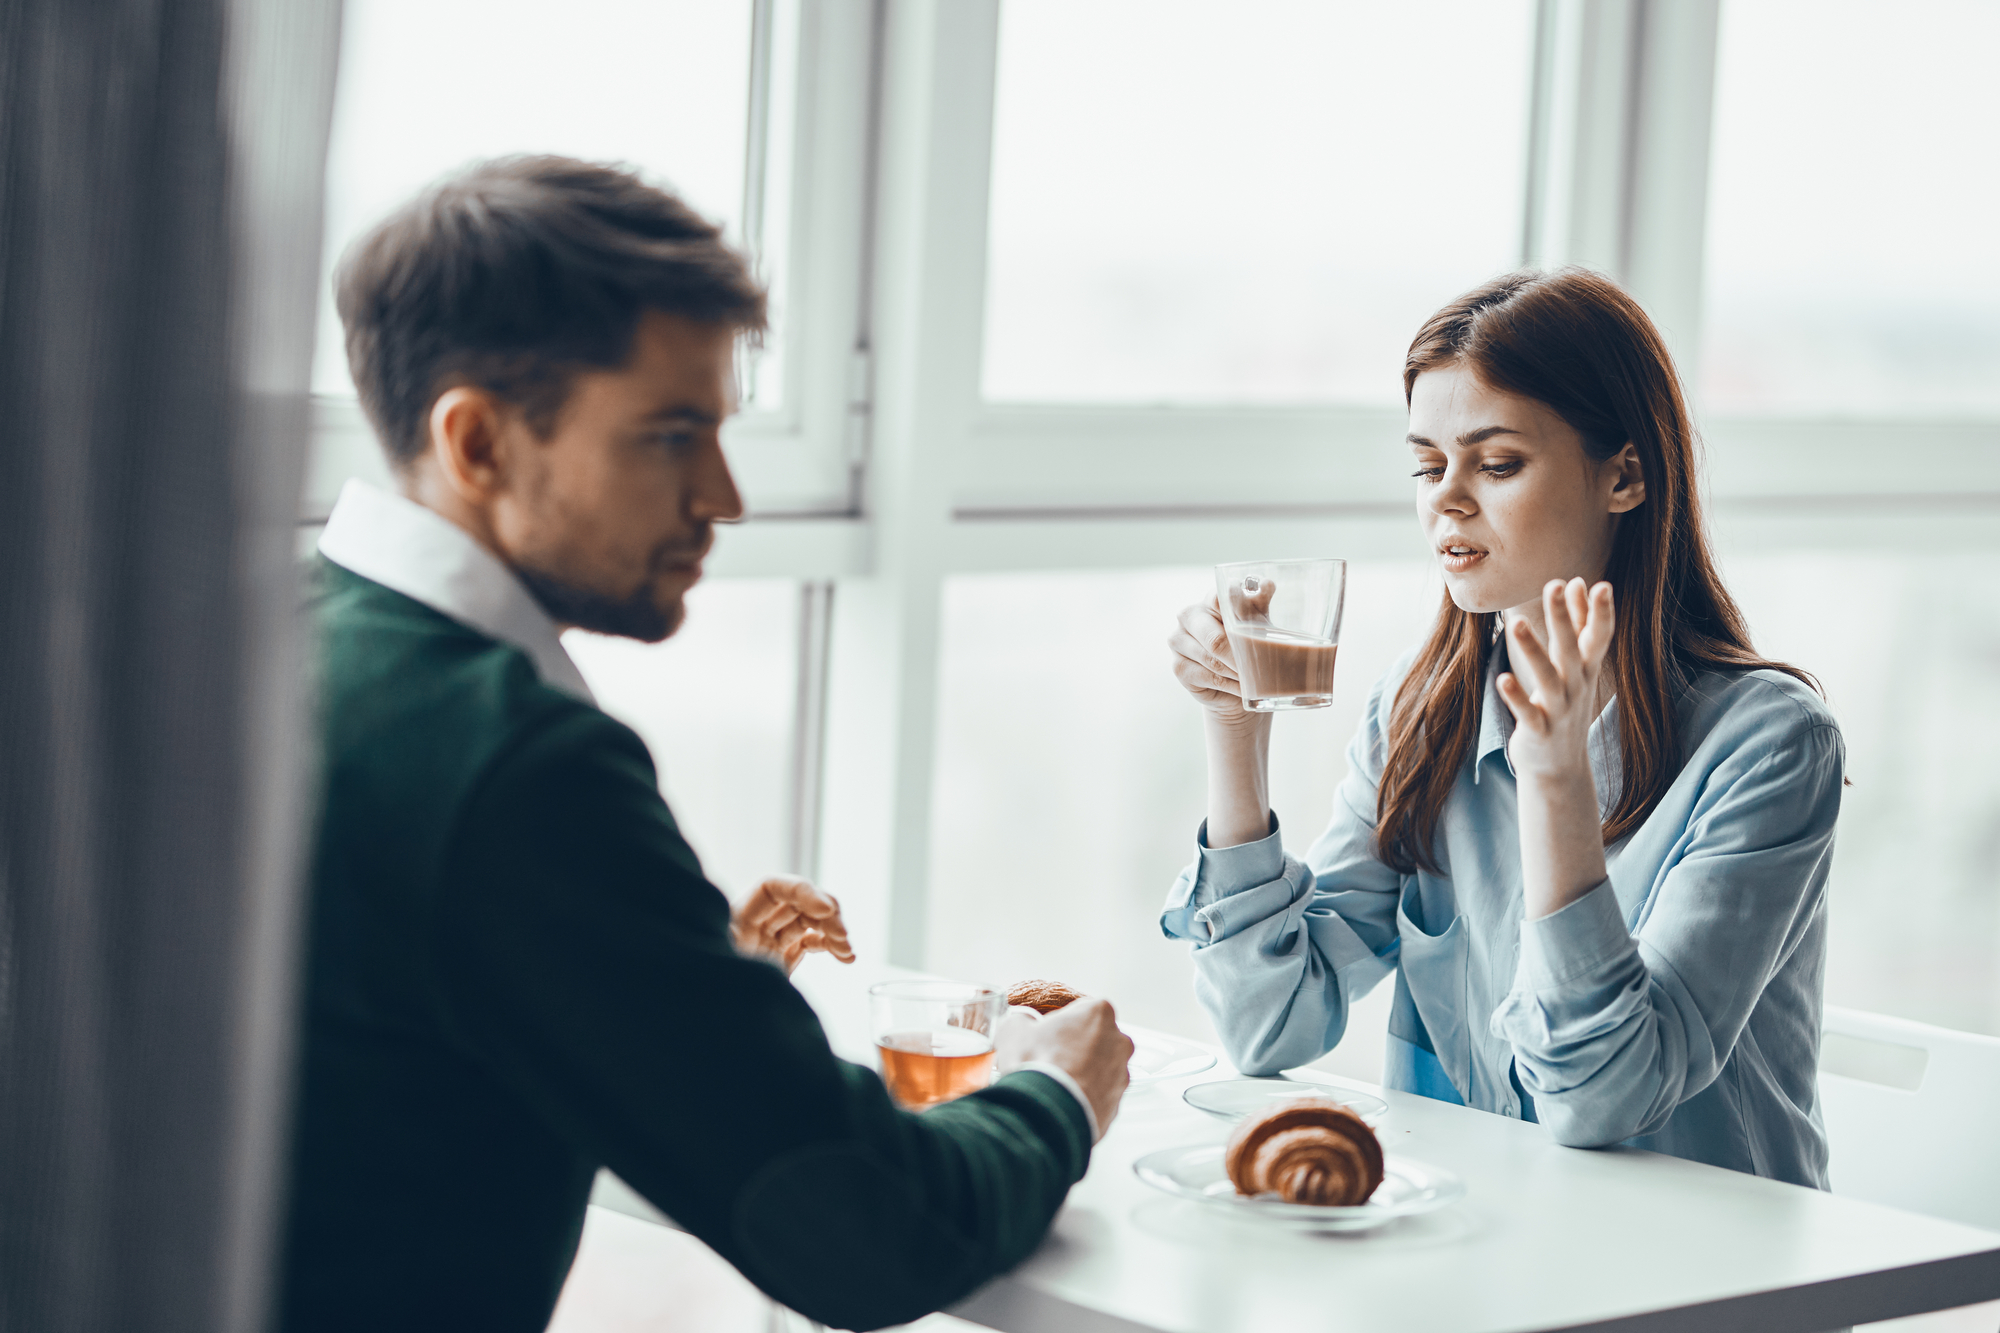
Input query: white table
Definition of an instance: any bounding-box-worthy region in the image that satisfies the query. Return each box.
[770,961,2000,1333]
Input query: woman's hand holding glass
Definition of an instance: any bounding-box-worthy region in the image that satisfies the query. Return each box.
[1168,598,1275,849]
[1168,597,1255,723]
[1496,578,1617,917]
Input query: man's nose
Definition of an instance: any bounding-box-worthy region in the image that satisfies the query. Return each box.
[690,438,745,523]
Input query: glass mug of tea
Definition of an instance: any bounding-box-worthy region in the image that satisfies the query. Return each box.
[1214,558,1347,711]
[870,980,1021,1111]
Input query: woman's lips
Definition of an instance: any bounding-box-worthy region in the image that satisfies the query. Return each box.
[1439,544,1488,574]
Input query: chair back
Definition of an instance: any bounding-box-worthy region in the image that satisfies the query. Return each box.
[1819,1005,2000,1231]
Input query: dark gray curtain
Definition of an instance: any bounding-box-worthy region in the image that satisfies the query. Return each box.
[0,2,339,1330]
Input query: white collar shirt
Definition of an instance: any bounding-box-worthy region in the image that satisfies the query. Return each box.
[316,478,595,705]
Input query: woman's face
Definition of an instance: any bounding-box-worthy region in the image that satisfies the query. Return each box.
[1407,363,1645,617]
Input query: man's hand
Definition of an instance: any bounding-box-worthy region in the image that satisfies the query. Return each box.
[995,997,1133,1142]
[730,876,855,976]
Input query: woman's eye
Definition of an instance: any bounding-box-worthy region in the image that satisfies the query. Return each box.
[1411,467,1444,482]
[1479,462,1522,477]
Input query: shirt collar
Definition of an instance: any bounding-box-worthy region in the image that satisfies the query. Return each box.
[317,479,596,704]
[1474,637,1512,779]
[1472,632,1623,817]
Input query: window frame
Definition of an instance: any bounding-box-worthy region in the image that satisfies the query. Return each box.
[301,0,879,527]
[300,0,2000,969]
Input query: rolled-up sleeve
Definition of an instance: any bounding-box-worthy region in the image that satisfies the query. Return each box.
[1160,672,1407,1075]
[1490,717,1845,1148]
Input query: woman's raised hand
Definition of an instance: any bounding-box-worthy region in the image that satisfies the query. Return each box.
[1168,598,1253,723]
[1496,578,1614,781]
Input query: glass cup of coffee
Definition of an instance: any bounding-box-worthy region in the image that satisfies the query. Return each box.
[870,981,1011,1111]
[1214,558,1346,711]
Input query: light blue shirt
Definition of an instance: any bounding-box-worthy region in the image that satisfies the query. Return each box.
[1161,643,1844,1188]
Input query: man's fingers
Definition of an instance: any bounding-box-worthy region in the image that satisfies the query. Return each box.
[735,885,789,930]
[750,875,841,921]
[800,927,856,963]
[812,915,855,961]
[769,917,815,952]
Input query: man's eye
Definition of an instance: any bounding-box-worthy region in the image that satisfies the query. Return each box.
[652,431,698,450]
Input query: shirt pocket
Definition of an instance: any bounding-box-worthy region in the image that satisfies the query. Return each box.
[1395,877,1473,1101]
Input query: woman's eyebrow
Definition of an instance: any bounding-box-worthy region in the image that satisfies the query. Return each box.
[1405,425,1526,447]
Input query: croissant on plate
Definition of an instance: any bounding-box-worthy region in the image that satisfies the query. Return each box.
[1005,979,1083,1014]
[1224,1099,1384,1206]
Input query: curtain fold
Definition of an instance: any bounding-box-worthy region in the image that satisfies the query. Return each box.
[0,2,340,1329]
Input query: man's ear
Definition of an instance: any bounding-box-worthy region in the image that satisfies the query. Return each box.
[1606,443,1646,514]
[426,386,512,504]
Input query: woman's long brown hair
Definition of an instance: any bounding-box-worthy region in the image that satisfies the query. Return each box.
[1374,269,1816,874]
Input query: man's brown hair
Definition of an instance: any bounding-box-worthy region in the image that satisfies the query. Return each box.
[336,155,766,468]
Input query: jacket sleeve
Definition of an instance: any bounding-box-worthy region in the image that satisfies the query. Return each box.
[432,707,1091,1332]
[1159,667,1405,1075]
[1489,715,1844,1148]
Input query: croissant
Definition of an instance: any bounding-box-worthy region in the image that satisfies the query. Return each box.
[1224,1099,1383,1206]
[1006,979,1083,1014]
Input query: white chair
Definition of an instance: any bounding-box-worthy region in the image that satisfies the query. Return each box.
[1820,1006,2000,1332]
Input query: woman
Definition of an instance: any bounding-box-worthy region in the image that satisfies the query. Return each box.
[1163,269,1843,1187]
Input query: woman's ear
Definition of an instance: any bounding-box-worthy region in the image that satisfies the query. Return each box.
[1606,443,1646,514]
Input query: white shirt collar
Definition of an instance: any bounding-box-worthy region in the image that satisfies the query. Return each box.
[317,479,595,704]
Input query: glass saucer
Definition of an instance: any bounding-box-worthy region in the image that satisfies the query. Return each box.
[1182,1075,1388,1127]
[1126,1029,1218,1084]
[1133,1144,1464,1232]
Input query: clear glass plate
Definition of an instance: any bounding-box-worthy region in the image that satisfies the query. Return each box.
[1182,1076,1389,1127]
[1126,1029,1218,1085]
[1132,1144,1464,1232]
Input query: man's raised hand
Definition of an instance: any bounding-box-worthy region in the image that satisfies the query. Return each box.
[731,875,855,975]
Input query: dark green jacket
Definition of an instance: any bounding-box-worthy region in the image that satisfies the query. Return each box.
[278,560,1091,1332]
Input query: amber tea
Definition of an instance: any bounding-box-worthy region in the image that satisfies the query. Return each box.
[869,980,1009,1111]
[876,1028,997,1111]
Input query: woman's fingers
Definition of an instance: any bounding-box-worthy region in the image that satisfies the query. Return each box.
[1169,600,1251,714]
[1168,625,1239,686]
[1506,615,1558,702]
[1168,631,1242,701]
[1173,602,1239,681]
[1495,670,1548,732]
[1577,581,1615,667]
[1542,579,1582,677]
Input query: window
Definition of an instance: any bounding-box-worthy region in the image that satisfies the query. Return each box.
[306,0,865,519]
[313,0,760,399]
[1700,0,2000,417]
[982,0,1537,404]
[1727,552,2000,1037]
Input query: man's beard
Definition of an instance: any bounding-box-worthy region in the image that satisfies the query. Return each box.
[514,562,679,642]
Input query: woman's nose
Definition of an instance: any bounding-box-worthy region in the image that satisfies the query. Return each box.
[1427,468,1477,517]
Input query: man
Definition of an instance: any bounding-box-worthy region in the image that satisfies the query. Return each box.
[281,156,1132,1333]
